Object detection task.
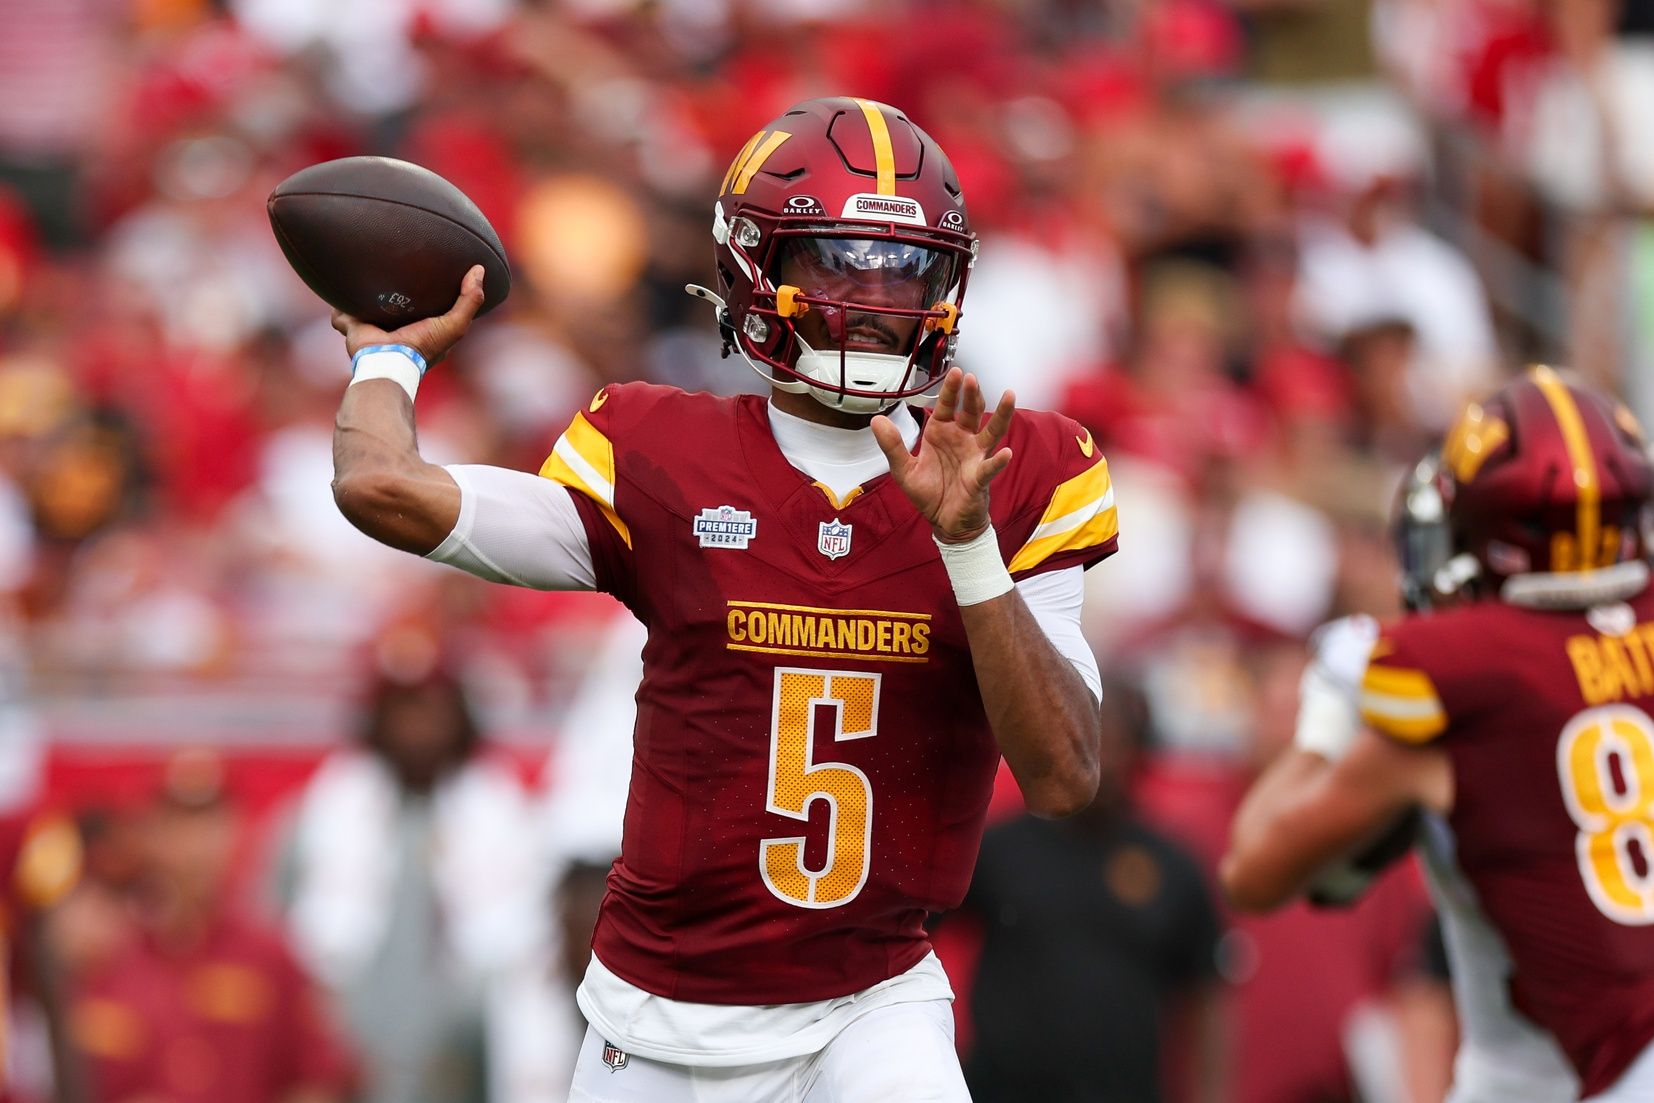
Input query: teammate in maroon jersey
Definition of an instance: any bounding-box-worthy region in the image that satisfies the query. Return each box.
[1222,367,1654,1101]
[326,97,1116,1101]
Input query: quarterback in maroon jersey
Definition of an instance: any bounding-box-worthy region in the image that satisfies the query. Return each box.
[1223,367,1654,1101]
[326,98,1115,1101]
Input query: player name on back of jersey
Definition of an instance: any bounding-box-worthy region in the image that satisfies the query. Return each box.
[726,600,931,664]
[1566,619,1654,706]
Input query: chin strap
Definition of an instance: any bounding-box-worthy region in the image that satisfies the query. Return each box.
[1500,560,1652,610]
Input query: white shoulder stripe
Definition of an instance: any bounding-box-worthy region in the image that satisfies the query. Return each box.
[1024,485,1114,546]
[1358,690,1445,720]
[554,434,616,508]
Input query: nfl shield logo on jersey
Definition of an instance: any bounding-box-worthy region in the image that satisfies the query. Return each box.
[601,1040,629,1072]
[818,519,853,560]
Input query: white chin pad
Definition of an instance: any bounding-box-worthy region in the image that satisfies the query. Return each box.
[795,346,920,414]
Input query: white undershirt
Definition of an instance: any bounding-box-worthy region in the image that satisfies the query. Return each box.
[764,400,920,498]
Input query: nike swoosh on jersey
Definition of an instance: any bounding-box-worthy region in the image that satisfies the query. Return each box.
[590,390,610,413]
[1077,430,1094,458]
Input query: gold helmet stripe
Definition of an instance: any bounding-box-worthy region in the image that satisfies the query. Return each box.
[854,99,896,195]
[1532,365,1601,571]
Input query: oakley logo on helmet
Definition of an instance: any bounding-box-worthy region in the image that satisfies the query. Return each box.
[940,210,965,229]
[784,195,825,214]
[842,193,926,226]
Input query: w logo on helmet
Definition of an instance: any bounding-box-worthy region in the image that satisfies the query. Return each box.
[721,131,791,196]
[1443,403,1509,483]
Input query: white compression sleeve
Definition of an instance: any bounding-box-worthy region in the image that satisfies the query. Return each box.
[426,464,597,590]
[1015,567,1101,703]
[1294,614,1380,761]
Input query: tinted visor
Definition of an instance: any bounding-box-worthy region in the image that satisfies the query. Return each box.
[770,236,958,309]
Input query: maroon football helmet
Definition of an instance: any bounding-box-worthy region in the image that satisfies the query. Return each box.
[689,97,977,414]
[1439,366,1653,587]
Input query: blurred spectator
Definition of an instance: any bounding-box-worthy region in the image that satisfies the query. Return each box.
[0,790,84,1102]
[1292,156,1499,433]
[270,647,551,1103]
[533,610,643,1095]
[957,678,1227,1103]
[63,748,353,1103]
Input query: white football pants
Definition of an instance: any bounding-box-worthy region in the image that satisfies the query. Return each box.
[566,998,971,1103]
[1583,1037,1654,1103]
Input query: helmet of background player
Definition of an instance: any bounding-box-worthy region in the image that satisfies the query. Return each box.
[704,97,977,415]
[1440,365,1654,607]
[1391,449,1458,612]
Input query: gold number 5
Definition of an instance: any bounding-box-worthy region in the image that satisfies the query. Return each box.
[761,669,881,909]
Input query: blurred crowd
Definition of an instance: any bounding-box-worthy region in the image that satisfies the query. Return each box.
[2,0,1653,1100]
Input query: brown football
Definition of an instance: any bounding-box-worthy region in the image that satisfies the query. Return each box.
[267,156,510,328]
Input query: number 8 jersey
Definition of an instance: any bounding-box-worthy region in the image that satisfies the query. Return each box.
[541,382,1117,1006]
[1359,586,1654,1098]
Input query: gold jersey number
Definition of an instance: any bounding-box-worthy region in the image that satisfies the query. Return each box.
[1558,704,1654,925]
[761,669,881,909]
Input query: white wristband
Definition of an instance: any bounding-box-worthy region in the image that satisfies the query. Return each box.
[349,344,427,403]
[1294,665,1363,761]
[935,525,1014,606]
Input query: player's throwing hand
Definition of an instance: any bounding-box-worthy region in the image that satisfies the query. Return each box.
[872,367,1015,544]
[332,264,487,363]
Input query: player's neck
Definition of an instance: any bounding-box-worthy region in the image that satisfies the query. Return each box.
[768,388,875,431]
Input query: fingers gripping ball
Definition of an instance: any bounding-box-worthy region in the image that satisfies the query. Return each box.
[268,156,511,327]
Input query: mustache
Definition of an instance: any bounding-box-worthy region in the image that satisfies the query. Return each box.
[820,306,900,346]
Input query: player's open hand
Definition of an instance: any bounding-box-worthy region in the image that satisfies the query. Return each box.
[332,265,486,364]
[872,367,1014,544]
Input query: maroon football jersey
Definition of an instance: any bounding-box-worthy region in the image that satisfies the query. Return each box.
[539,383,1117,1004]
[1359,586,1654,1095]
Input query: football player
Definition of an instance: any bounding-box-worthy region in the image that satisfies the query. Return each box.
[1223,367,1654,1102]
[327,97,1116,1102]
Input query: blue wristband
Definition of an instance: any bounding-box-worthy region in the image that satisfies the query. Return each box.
[351,344,428,376]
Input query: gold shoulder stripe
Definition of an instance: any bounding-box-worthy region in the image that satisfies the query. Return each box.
[1008,458,1117,574]
[1358,662,1447,743]
[538,411,631,548]
[854,99,896,195]
[1361,664,1439,701]
[1360,706,1449,743]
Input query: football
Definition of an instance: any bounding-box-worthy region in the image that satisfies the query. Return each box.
[267,156,511,328]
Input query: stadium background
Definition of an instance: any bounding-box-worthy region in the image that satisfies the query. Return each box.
[2,0,1651,1100]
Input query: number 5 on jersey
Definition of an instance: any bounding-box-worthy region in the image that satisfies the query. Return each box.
[762,669,881,909]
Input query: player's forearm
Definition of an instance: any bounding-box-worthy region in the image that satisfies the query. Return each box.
[1221,750,1329,912]
[960,591,1101,818]
[331,379,460,555]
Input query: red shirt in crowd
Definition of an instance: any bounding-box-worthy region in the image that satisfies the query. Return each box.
[70,910,353,1103]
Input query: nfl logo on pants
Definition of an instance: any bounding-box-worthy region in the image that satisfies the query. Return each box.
[818,519,853,560]
[601,1041,629,1072]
